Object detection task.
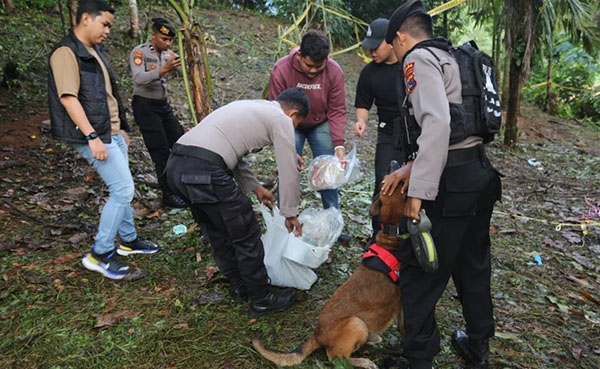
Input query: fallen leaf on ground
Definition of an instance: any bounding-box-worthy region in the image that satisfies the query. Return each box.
[571,347,583,360]
[51,253,81,264]
[93,311,140,328]
[65,186,90,201]
[204,266,219,280]
[68,233,88,244]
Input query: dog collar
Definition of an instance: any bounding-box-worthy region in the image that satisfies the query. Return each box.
[382,223,410,239]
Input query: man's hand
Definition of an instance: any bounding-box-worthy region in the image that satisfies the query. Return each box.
[160,54,181,76]
[89,138,108,161]
[353,120,366,137]
[334,146,345,160]
[120,130,130,145]
[405,197,422,221]
[381,161,413,196]
[254,186,275,208]
[285,216,303,236]
[296,153,304,171]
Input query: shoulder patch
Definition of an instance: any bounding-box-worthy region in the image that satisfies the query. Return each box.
[133,50,143,66]
[404,62,417,94]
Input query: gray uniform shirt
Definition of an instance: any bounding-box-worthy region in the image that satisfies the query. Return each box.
[177,100,301,217]
[404,47,482,201]
[130,41,178,99]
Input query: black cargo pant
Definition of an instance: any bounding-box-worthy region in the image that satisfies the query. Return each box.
[371,129,405,243]
[165,148,268,300]
[399,145,502,361]
[132,95,184,194]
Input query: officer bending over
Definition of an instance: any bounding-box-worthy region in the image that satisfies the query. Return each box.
[166,88,308,318]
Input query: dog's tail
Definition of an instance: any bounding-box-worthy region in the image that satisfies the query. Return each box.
[252,334,321,366]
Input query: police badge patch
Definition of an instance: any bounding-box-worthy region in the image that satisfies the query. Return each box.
[133,50,143,66]
[404,62,417,94]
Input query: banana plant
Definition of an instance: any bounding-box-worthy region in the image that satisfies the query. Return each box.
[168,0,212,125]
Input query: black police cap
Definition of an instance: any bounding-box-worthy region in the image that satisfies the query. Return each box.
[152,17,176,37]
[385,0,430,44]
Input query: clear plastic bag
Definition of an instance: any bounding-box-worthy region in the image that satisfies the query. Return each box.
[298,207,344,248]
[307,145,361,190]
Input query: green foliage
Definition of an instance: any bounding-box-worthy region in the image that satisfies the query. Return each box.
[10,0,55,10]
[524,36,600,125]
[332,356,354,369]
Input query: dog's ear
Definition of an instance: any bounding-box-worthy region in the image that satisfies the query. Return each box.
[370,194,381,216]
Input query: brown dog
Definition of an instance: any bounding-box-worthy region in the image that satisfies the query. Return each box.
[252,190,406,369]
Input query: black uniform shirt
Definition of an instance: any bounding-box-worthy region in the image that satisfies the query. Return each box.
[354,61,401,134]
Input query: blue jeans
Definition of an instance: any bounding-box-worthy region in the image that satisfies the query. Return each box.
[296,121,339,209]
[74,134,137,254]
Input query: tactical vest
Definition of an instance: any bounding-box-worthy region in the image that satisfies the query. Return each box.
[396,38,502,160]
[48,31,128,144]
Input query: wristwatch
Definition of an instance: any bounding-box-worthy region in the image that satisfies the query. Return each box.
[85,131,99,141]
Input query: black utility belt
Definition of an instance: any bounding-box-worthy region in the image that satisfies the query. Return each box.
[446,145,482,168]
[133,95,168,104]
[172,144,228,170]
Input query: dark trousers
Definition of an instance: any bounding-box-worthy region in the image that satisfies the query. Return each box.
[399,149,501,361]
[132,95,184,194]
[371,130,405,242]
[165,153,268,300]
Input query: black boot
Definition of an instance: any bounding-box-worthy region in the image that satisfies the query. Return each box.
[381,357,432,369]
[248,288,296,318]
[229,281,249,303]
[451,330,489,369]
[163,192,188,208]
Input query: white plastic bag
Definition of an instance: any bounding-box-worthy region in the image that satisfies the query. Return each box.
[307,145,361,190]
[260,206,320,290]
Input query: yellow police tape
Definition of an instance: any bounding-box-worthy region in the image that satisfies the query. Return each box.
[493,210,600,247]
[277,0,468,61]
[527,80,600,94]
[428,0,468,16]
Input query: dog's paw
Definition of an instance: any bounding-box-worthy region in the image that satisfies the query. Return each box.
[349,357,379,369]
[366,333,383,344]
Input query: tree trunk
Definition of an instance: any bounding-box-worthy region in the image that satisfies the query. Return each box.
[68,0,77,28]
[543,31,553,112]
[442,12,448,39]
[503,0,535,147]
[129,0,139,37]
[2,0,15,12]
[184,25,212,121]
[501,34,511,110]
[504,57,520,146]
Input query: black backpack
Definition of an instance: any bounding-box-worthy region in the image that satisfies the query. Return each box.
[399,39,502,148]
[450,40,502,143]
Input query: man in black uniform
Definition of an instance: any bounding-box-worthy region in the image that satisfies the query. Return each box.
[130,17,186,208]
[353,17,403,243]
[380,1,502,368]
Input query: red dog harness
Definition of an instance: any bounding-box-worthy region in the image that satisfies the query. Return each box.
[362,244,402,283]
